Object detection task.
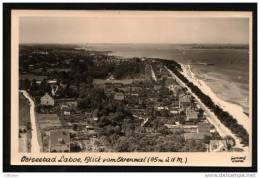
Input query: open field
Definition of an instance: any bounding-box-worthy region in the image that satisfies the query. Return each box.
[19,93,31,152]
[36,113,62,130]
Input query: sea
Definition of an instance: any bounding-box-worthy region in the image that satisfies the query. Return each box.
[82,43,250,115]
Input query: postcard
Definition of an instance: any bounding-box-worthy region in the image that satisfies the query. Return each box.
[3,4,257,171]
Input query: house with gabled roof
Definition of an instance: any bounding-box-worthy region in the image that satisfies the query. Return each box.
[40,93,54,106]
[179,94,191,109]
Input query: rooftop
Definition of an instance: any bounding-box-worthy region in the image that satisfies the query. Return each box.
[179,94,191,103]
[186,108,198,119]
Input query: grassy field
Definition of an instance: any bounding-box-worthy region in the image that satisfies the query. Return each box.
[19,93,30,126]
[36,113,62,130]
[19,93,31,152]
[35,113,63,152]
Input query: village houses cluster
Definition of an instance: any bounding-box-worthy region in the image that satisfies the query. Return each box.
[19,47,232,153]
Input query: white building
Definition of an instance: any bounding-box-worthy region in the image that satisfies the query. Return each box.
[40,93,55,106]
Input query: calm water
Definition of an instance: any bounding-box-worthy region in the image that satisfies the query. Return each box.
[85,44,250,114]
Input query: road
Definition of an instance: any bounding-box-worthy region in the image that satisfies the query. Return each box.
[20,90,41,153]
[164,66,247,150]
[150,65,157,81]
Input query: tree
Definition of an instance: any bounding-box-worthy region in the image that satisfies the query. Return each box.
[22,78,31,90]
[203,135,212,144]
[26,121,31,131]
[73,124,79,131]
[78,97,91,109]
[115,136,130,152]
[225,135,236,150]
[70,143,82,152]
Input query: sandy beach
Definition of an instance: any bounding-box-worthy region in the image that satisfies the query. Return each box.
[191,67,249,115]
[165,65,249,151]
[180,65,250,134]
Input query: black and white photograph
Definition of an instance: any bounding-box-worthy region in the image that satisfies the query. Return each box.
[18,14,251,153]
[3,3,257,171]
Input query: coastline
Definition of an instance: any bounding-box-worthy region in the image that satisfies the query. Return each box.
[164,65,248,151]
[77,45,250,136]
[180,64,250,134]
[88,46,249,113]
[190,66,249,115]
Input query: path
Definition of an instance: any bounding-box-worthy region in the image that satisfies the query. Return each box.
[150,65,157,81]
[20,90,41,153]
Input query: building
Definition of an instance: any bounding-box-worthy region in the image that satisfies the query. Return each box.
[114,92,125,101]
[47,79,57,85]
[130,86,143,94]
[56,99,78,109]
[169,85,183,96]
[85,112,92,119]
[169,97,180,109]
[49,130,70,152]
[170,110,179,115]
[185,108,198,123]
[40,93,55,106]
[164,77,173,87]
[63,110,71,116]
[209,140,228,152]
[134,126,154,134]
[183,125,199,133]
[154,84,162,91]
[144,127,155,133]
[179,94,191,109]
[65,101,78,108]
[129,108,146,117]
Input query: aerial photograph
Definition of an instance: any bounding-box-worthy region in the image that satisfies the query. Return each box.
[18,14,250,153]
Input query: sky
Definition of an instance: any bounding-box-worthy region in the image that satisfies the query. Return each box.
[19,16,249,44]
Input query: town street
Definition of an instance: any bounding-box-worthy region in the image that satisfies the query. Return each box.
[20,90,41,153]
[164,66,247,150]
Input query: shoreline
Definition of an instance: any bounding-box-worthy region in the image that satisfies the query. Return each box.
[164,65,248,151]
[190,66,249,115]
[180,64,250,133]
[76,46,250,138]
